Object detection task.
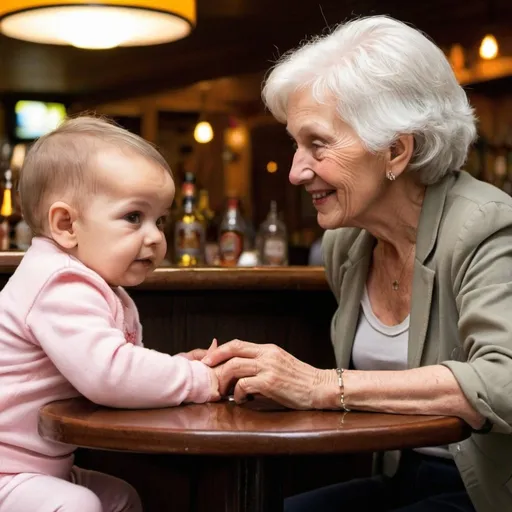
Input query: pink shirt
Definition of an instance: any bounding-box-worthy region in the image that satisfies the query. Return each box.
[0,237,212,478]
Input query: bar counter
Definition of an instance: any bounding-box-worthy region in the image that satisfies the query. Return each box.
[1,252,328,290]
[0,253,372,511]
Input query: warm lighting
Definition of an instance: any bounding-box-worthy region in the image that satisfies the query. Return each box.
[266,161,278,173]
[225,126,247,150]
[194,121,214,144]
[10,144,26,171]
[479,34,499,60]
[0,0,196,49]
[449,44,465,72]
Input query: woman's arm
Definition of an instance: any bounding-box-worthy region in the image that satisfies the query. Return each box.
[326,365,485,429]
[202,340,485,428]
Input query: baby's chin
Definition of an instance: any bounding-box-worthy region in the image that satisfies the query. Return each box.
[104,272,148,288]
[118,275,148,288]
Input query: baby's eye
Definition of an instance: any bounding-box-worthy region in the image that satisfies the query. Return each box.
[156,216,167,230]
[124,212,141,224]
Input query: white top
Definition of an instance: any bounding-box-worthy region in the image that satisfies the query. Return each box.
[352,287,452,459]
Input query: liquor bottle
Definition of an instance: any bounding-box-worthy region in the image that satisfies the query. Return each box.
[14,216,32,250]
[0,170,13,250]
[218,197,245,267]
[197,189,219,266]
[257,200,288,266]
[173,173,205,267]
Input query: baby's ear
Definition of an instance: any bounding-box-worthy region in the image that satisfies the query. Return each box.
[47,201,78,249]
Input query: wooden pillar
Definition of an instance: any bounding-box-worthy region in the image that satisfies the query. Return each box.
[223,118,252,217]
[141,102,158,144]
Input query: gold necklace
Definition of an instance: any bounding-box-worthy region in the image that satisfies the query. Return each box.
[391,244,415,291]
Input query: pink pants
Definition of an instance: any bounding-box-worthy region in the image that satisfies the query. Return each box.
[0,466,142,511]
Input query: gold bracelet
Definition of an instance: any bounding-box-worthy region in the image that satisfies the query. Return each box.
[336,368,351,412]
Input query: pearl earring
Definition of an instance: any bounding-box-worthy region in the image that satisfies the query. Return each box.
[386,170,396,181]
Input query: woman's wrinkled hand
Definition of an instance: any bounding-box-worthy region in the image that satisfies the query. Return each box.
[202,339,336,410]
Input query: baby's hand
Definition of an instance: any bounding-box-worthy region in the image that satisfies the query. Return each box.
[207,366,221,402]
[205,339,220,401]
[176,338,218,361]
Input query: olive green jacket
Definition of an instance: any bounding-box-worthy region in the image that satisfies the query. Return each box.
[322,171,512,512]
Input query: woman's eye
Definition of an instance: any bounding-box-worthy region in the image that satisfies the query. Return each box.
[125,212,141,224]
[288,136,298,151]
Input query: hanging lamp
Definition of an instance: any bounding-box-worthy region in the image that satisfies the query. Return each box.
[193,87,213,144]
[0,0,196,49]
[479,34,499,60]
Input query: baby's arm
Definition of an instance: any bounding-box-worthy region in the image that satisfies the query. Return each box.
[26,269,218,408]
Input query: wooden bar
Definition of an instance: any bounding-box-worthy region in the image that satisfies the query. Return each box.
[0,254,328,290]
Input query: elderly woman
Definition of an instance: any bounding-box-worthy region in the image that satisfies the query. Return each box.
[202,15,512,512]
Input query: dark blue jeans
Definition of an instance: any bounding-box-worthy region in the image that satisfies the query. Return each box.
[285,450,476,512]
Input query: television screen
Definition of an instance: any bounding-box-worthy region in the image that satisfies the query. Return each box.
[14,100,66,140]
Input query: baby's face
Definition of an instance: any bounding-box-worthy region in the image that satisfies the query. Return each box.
[73,147,175,287]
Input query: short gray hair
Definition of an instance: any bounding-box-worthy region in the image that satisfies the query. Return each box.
[262,15,476,184]
[20,115,173,235]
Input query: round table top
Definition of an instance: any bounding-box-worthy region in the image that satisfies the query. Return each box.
[39,397,471,456]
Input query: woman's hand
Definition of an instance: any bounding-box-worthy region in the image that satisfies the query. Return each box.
[202,339,338,409]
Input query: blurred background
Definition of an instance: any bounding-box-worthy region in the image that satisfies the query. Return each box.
[0,0,511,265]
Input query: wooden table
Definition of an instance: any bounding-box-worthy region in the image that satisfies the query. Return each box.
[39,397,471,512]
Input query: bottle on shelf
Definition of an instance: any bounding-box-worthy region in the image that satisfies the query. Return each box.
[14,216,32,251]
[173,172,205,267]
[218,197,245,267]
[0,169,14,251]
[257,200,288,266]
[197,189,219,266]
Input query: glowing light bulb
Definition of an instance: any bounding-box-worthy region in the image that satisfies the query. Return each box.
[194,121,214,144]
[480,34,498,60]
[266,161,278,173]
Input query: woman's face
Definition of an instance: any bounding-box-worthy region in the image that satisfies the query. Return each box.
[286,89,387,230]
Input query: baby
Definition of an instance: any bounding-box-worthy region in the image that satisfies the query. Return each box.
[0,116,220,511]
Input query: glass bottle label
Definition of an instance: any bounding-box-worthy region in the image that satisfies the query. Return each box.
[219,231,243,263]
[263,237,286,265]
[0,220,9,251]
[175,220,205,258]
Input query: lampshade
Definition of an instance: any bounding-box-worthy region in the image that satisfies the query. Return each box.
[0,0,196,49]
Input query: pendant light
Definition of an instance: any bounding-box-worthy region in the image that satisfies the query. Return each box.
[479,1,499,61]
[194,121,214,144]
[193,87,213,144]
[0,0,196,49]
[479,34,499,60]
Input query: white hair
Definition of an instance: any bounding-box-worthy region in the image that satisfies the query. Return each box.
[262,15,477,184]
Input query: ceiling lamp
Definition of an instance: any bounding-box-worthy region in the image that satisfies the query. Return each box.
[479,34,499,60]
[0,0,196,50]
